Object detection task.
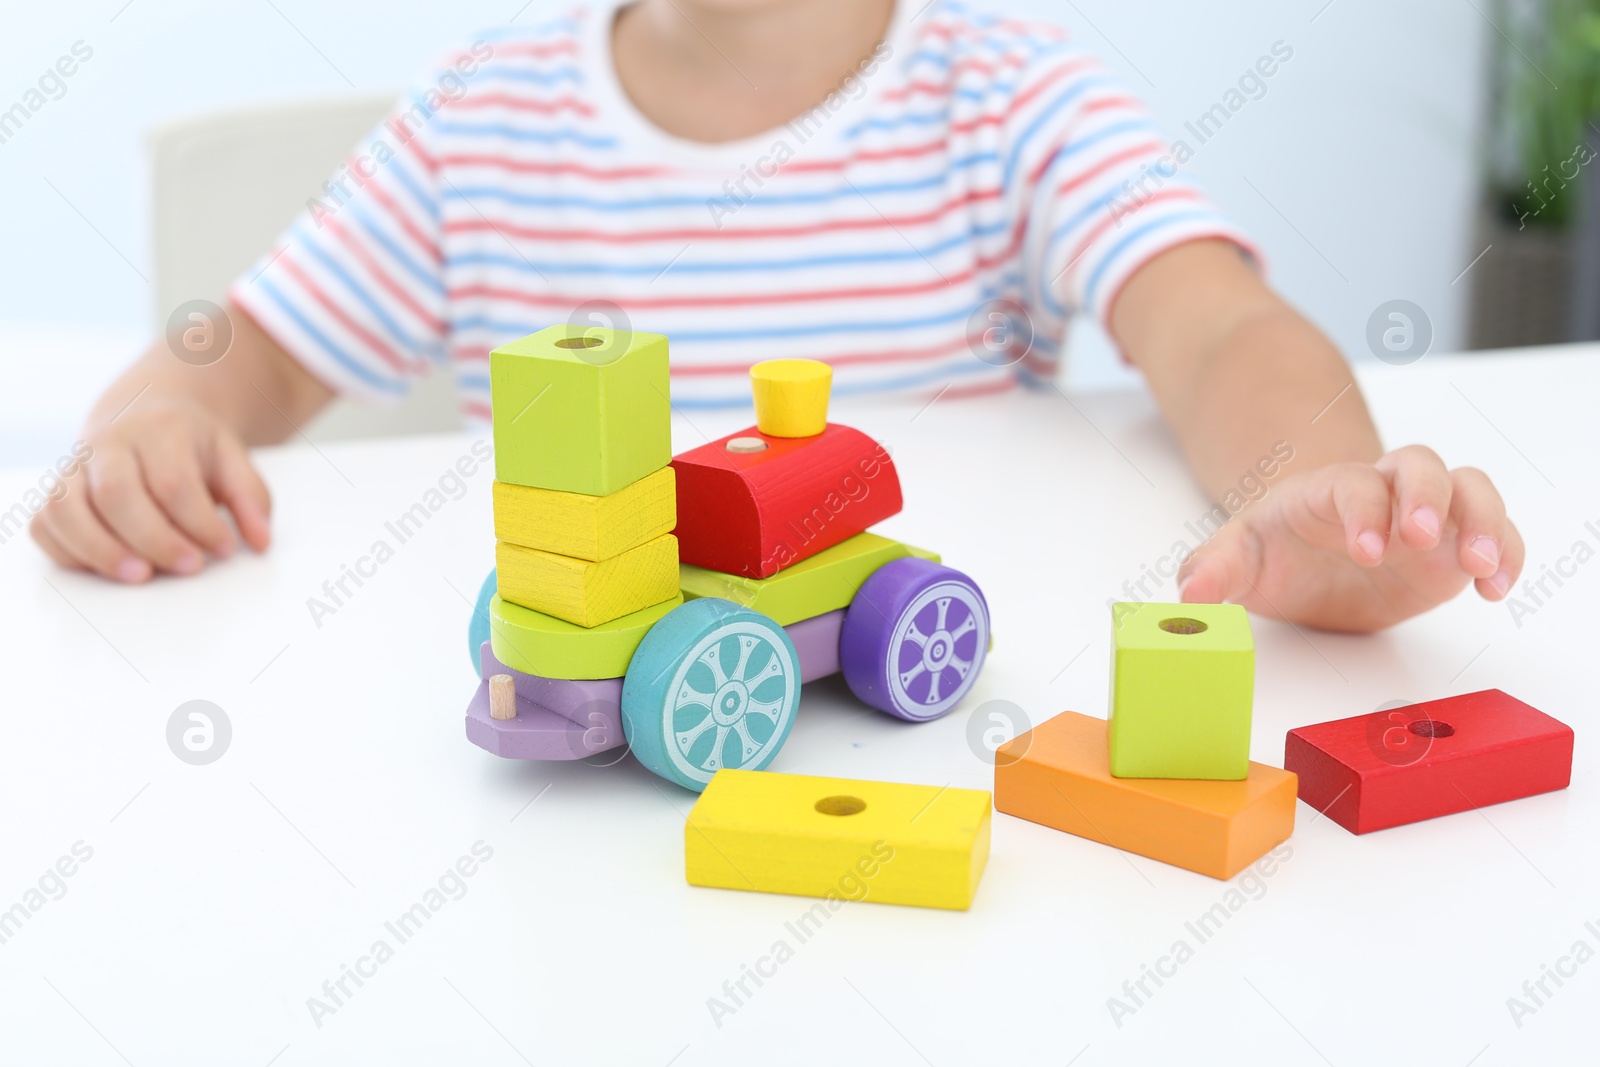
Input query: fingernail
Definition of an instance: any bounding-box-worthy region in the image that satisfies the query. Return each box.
[173,550,203,575]
[1356,530,1386,561]
[1412,507,1441,541]
[115,558,151,583]
[1469,536,1500,570]
[1489,570,1512,597]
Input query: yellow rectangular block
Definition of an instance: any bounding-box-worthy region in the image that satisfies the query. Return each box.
[493,467,676,562]
[496,534,679,628]
[686,769,991,910]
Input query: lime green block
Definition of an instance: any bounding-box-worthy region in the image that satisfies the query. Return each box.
[490,325,671,495]
[1108,602,1254,780]
[490,594,684,680]
[678,533,938,626]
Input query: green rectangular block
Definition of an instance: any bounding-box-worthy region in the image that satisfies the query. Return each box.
[1108,602,1254,780]
[678,533,937,626]
[490,325,671,496]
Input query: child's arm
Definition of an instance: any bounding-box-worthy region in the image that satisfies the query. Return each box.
[1112,239,1524,632]
[29,303,330,582]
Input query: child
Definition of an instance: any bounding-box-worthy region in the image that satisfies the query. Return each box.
[30,0,1521,633]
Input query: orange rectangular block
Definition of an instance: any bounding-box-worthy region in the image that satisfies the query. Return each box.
[995,710,1296,880]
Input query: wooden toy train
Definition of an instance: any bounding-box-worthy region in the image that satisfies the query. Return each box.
[462,327,990,791]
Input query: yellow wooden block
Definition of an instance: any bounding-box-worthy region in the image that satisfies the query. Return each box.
[750,359,832,437]
[496,534,679,628]
[685,769,991,910]
[493,467,675,562]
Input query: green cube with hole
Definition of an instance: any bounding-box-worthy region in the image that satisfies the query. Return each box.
[490,325,671,495]
[1107,601,1254,780]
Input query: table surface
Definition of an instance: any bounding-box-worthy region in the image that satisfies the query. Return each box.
[1,347,1595,1066]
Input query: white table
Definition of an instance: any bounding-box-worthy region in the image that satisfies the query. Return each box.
[1,348,1593,1066]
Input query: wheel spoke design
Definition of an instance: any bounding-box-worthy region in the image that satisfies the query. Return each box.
[698,642,730,688]
[675,680,714,712]
[648,612,801,787]
[731,719,761,761]
[874,573,990,722]
[746,697,785,722]
[676,710,718,751]
[701,724,731,772]
[730,635,759,685]
[744,655,785,688]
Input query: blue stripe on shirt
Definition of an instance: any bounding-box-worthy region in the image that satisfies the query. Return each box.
[349,205,448,297]
[431,120,617,148]
[443,223,1010,276]
[292,226,436,361]
[255,276,409,395]
[438,163,997,213]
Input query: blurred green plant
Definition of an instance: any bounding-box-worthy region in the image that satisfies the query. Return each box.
[1490,0,1600,228]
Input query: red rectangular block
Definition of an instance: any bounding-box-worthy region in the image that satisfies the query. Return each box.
[671,423,901,579]
[1284,689,1573,834]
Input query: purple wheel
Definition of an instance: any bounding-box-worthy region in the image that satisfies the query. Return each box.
[840,557,990,722]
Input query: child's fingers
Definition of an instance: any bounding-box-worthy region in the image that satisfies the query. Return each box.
[1375,445,1452,550]
[29,512,89,573]
[136,436,237,559]
[1177,520,1262,607]
[1477,518,1525,601]
[1448,466,1517,591]
[1323,462,1394,567]
[208,432,272,552]
[85,448,205,575]
[31,480,152,583]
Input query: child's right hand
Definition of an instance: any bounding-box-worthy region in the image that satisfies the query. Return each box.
[30,396,272,583]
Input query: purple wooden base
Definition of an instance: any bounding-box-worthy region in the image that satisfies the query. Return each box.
[467,609,846,762]
[464,642,626,760]
[789,609,844,683]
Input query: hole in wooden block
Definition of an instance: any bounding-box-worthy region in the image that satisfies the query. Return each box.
[553,336,604,349]
[814,795,866,816]
[725,436,768,454]
[1408,719,1455,738]
[1158,617,1209,635]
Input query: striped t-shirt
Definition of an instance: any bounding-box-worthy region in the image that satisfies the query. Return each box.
[231,0,1252,422]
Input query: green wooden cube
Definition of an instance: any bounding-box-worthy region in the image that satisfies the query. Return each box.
[1108,602,1254,780]
[490,326,671,496]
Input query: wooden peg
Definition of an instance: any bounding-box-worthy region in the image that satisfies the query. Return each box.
[489,674,517,720]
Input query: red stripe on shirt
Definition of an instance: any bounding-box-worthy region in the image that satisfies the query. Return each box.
[444,92,596,117]
[443,187,1004,243]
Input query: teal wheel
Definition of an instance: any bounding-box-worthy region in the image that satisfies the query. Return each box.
[622,598,800,791]
[467,567,496,674]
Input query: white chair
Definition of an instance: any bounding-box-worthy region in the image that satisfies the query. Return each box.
[147,95,463,440]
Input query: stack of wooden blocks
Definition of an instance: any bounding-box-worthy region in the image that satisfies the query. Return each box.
[489,326,680,635]
[995,602,1297,879]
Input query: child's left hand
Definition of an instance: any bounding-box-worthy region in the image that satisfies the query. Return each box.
[1176,445,1524,632]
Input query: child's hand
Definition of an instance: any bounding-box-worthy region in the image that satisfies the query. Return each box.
[30,397,272,583]
[1177,446,1523,632]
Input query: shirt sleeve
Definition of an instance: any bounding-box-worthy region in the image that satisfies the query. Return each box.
[1004,42,1261,346]
[228,68,457,402]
